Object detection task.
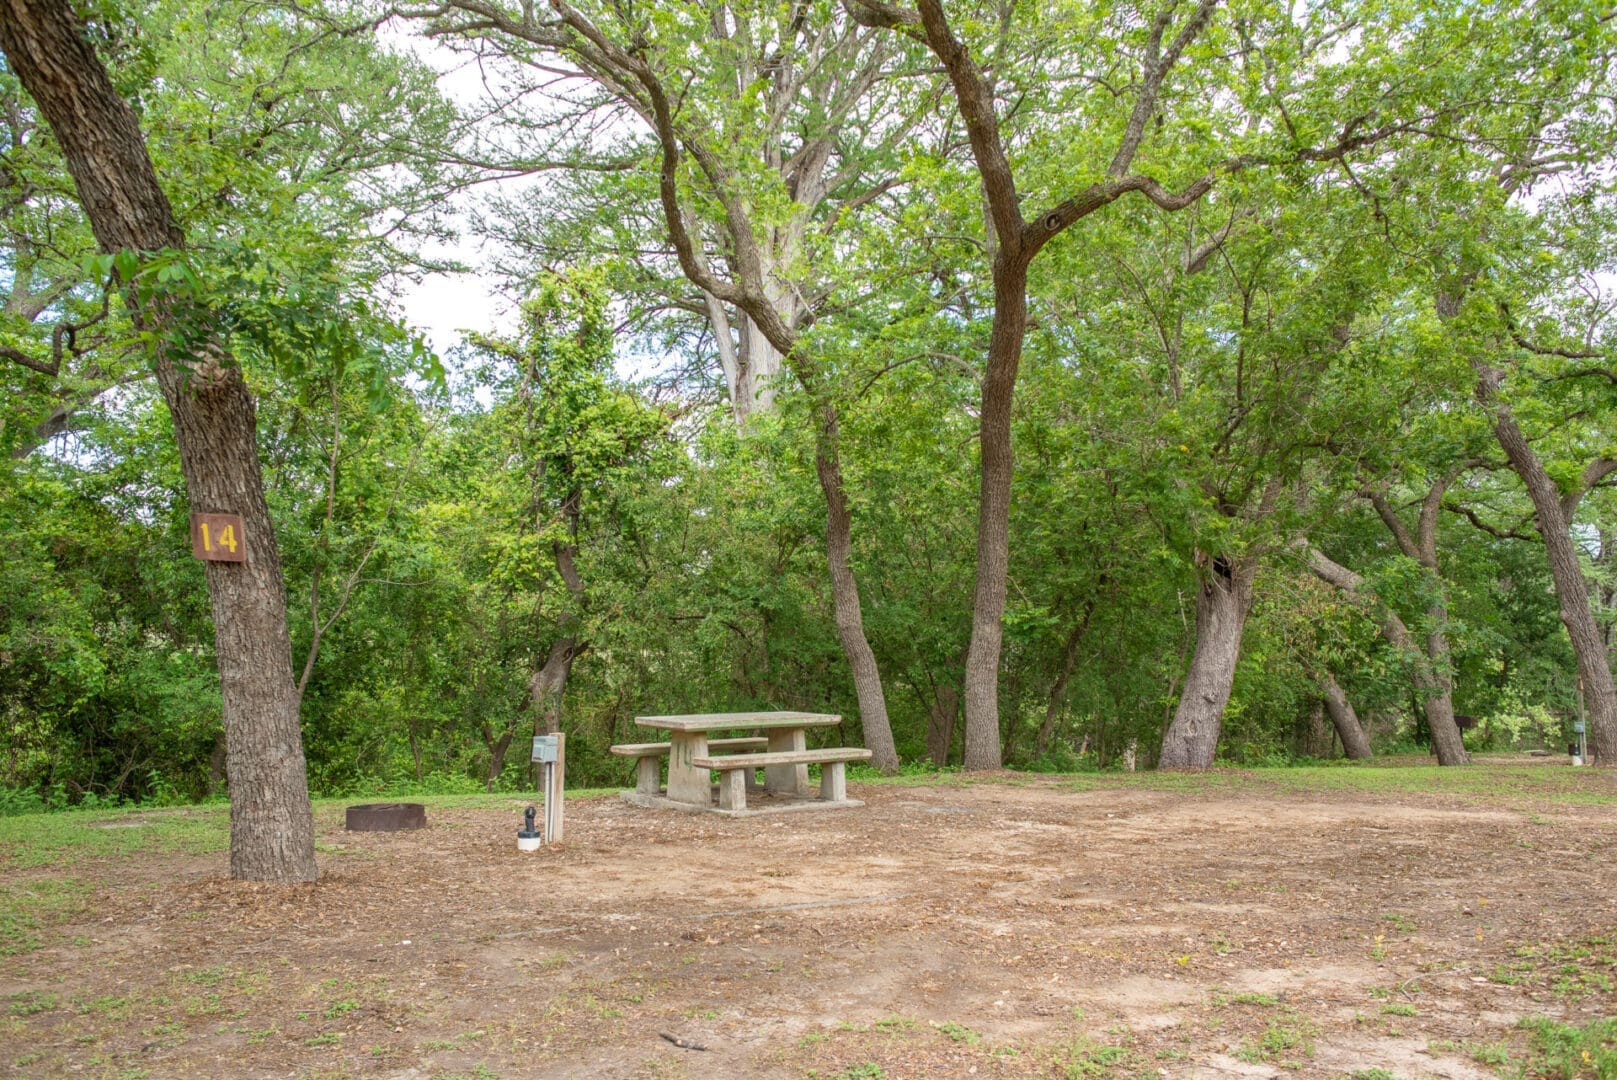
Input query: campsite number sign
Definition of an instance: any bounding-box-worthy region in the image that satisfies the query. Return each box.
[190,513,247,563]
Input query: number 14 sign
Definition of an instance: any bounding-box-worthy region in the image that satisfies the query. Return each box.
[190,513,247,563]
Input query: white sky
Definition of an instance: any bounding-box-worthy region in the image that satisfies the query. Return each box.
[382,26,519,360]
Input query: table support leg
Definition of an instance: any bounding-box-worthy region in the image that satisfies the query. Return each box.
[820,761,846,803]
[765,727,808,795]
[665,731,711,806]
[718,769,747,811]
[635,755,661,795]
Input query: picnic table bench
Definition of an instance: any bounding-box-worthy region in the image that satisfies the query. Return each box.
[610,737,768,794]
[613,711,866,815]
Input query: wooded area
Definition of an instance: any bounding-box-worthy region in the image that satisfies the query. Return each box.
[3,0,1617,873]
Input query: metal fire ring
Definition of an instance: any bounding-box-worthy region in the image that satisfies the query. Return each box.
[345,803,427,832]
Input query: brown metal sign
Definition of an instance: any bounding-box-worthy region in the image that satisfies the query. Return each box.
[190,513,247,562]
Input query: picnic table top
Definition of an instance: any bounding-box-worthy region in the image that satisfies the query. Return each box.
[634,711,842,732]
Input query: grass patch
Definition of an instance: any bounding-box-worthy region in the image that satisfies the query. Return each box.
[1058,759,1617,807]
[936,1021,980,1044]
[0,808,226,869]
[0,878,89,955]
[1060,1035,1132,1076]
[1520,1015,1617,1078]
[1235,1009,1317,1066]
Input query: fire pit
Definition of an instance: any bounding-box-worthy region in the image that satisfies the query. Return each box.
[344,803,427,832]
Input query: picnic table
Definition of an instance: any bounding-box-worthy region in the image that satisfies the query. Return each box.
[621,711,870,812]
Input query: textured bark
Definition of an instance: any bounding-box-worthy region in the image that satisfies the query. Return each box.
[1301,700,1332,758]
[1320,674,1373,760]
[1478,365,1617,766]
[1158,555,1257,768]
[816,409,898,772]
[0,0,317,880]
[959,261,1027,770]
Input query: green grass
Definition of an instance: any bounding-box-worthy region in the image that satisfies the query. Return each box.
[1520,1015,1617,1078]
[0,807,227,868]
[0,878,89,955]
[1057,758,1617,807]
[0,792,626,870]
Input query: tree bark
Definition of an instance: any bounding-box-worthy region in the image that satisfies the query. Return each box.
[959,261,1028,770]
[1320,673,1372,760]
[815,408,899,771]
[0,0,317,881]
[1477,364,1617,765]
[1158,554,1258,768]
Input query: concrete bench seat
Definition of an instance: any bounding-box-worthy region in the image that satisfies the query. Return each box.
[691,747,872,811]
[610,737,769,794]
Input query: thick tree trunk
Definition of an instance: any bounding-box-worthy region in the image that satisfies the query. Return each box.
[1301,700,1332,758]
[0,0,316,881]
[960,261,1029,770]
[1479,366,1617,765]
[1320,674,1372,760]
[814,410,898,772]
[1158,554,1257,768]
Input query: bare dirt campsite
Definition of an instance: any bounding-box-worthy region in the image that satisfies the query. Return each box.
[2,759,1614,1079]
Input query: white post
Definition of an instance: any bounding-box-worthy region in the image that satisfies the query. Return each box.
[546,732,566,842]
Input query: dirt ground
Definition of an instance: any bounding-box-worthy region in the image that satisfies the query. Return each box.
[2,765,1615,1078]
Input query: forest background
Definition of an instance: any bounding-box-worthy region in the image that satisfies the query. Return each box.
[4,0,1617,813]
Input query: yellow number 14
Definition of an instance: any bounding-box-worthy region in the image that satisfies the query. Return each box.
[200,522,239,554]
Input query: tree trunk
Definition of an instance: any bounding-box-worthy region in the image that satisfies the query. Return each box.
[1479,365,1617,765]
[1301,700,1331,758]
[925,682,958,767]
[0,0,317,881]
[530,637,580,737]
[1320,674,1372,760]
[1158,554,1257,768]
[814,409,898,772]
[1420,615,1469,765]
[960,260,1029,770]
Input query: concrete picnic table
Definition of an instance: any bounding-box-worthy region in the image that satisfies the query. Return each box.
[635,711,842,807]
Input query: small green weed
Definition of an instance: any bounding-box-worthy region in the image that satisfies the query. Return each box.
[835,1065,883,1080]
[1236,1010,1317,1065]
[873,1015,918,1035]
[7,991,57,1016]
[937,1021,980,1044]
[1380,1003,1416,1017]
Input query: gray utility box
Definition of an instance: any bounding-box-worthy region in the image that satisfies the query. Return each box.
[532,735,560,763]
